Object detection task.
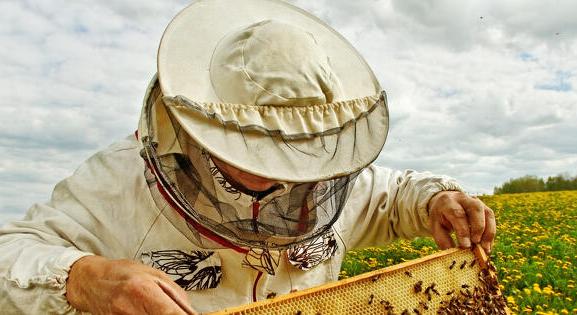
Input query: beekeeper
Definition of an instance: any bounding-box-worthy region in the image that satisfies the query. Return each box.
[0,0,496,314]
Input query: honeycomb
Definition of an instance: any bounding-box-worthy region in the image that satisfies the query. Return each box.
[208,247,507,315]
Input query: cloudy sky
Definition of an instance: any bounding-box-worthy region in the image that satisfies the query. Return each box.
[1,0,576,225]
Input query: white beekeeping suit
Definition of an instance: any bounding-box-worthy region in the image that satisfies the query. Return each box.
[0,0,463,313]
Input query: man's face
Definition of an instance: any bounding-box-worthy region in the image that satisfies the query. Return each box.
[211,156,280,192]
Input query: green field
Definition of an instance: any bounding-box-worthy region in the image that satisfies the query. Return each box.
[340,191,577,314]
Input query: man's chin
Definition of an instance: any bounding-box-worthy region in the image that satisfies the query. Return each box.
[242,181,278,192]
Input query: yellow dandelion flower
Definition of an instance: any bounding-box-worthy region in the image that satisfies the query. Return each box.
[524,288,532,295]
[367,257,377,268]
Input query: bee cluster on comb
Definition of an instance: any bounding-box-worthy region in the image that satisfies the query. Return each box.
[436,261,507,315]
[374,257,505,314]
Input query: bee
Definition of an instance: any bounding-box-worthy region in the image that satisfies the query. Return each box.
[469,259,476,267]
[419,302,429,310]
[401,310,409,315]
[478,275,487,284]
[372,275,381,282]
[266,292,277,299]
[488,261,497,272]
[380,300,395,313]
[460,260,467,269]
[413,308,421,314]
[446,289,455,295]
[424,284,438,297]
[296,311,302,315]
[413,280,423,293]
[404,271,413,277]
[449,260,456,269]
[368,294,375,305]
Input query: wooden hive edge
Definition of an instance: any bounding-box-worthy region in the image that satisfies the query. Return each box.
[207,248,480,315]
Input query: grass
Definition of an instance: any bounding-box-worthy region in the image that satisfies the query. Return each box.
[339,191,577,314]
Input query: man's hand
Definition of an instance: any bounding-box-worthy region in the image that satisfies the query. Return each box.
[66,256,197,315]
[428,191,496,254]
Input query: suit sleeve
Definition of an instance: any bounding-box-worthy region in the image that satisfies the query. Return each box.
[0,137,153,314]
[336,165,463,249]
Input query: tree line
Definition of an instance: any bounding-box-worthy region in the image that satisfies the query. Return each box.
[494,174,577,194]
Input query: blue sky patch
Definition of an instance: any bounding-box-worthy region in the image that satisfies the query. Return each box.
[535,71,573,92]
[519,52,537,62]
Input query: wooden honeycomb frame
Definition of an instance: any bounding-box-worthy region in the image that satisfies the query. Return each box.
[208,246,507,314]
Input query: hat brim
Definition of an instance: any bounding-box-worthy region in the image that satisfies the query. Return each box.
[168,94,389,182]
[158,0,388,181]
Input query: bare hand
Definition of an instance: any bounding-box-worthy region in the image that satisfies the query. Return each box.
[428,191,496,254]
[66,256,197,315]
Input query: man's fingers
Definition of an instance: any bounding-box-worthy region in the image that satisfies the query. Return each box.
[481,206,496,253]
[139,283,191,315]
[156,280,197,315]
[112,277,192,315]
[431,219,456,250]
[461,197,486,243]
[444,205,471,248]
[153,271,196,315]
[429,192,497,252]
[111,278,164,315]
[140,265,196,315]
[155,272,190,300]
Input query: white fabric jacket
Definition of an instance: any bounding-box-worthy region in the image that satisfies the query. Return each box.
[0,135,462,314]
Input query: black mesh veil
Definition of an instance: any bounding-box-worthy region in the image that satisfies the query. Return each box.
[139,78,361,251]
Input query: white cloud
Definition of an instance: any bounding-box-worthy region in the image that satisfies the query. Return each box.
[288,0,577,195]
[1,0,576,224]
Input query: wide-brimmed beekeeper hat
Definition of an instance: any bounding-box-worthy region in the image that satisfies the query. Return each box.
[152,0,388,182]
